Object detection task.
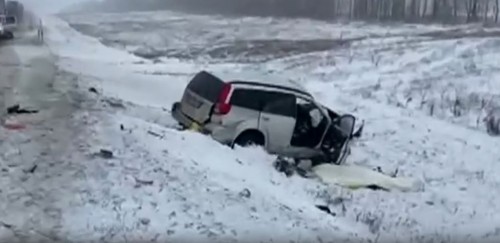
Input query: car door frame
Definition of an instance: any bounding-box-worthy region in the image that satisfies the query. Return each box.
[311,100,334,149]
[291,97,333,148]
[257,91,297,154]
[319,113,357,164]
[282,97,332,159]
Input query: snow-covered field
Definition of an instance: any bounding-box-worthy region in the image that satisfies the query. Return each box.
[62,10,500,131]
[1,9,500,242]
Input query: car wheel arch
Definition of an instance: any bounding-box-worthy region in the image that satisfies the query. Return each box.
[232,129,266,148]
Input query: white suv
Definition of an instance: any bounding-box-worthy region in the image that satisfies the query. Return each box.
[171,70,361,164]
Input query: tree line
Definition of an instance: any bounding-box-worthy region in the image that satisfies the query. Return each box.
[79,0,500,24]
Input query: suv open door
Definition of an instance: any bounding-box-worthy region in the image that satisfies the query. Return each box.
[320,114,357,164]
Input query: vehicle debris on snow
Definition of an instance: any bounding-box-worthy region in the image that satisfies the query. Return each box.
[6,104,38,114]
[238,188,252,198]
[23,164,37,174]
[88,87,98,94]
[97,149,113,159]
[274,155,418,192]
[135,177,154,187]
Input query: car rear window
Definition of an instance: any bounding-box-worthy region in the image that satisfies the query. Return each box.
[186,71,225,102]
[230,88,296,117]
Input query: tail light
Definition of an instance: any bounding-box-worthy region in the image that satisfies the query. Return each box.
[214,83,232,115]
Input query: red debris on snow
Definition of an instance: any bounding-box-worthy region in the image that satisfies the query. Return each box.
[3,122,26,130]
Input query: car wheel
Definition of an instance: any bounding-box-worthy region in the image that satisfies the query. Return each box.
[171,102,180,113]
[170,102,185,130]
[233,131,265,148]
[310,156,327,167]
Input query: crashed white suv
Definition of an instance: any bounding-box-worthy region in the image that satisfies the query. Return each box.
[171,70,361,165]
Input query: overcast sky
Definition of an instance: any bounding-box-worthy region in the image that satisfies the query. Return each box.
[20,0,95,14]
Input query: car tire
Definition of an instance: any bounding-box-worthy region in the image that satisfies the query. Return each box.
[171,102,180,113]
[310,156,327,167]
[6,32,13,39]
[171,102,185,130]
[233,131,265,148]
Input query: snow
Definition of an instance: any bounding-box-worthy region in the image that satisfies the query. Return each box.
[62,10,500,131]
[61,113,364,242]
[2,9,500,243]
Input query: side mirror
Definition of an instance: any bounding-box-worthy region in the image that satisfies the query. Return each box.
[323,114,356,165]
[336,114,356,138]
[351,120,364,139]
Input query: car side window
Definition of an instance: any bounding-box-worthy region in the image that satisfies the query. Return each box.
[230,89,266,111]
[296,97,327,127]
[262,94,296,117]
[335,115,356,137]
[230,88,296,117]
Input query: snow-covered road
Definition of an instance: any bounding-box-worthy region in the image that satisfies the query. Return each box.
[1,10,500,243]
[0,31,94,243]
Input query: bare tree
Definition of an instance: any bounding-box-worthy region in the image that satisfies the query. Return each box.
[484,0,490,22]
[485,107,500,135]
[432,0,441,19]
[391,0,405,20]
[453,0,459,18]
[422,0,429,18]
[409,0,418,19]
[495,0,500,22]
[466,0,480,22]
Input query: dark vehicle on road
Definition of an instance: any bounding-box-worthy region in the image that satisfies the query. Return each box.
[6,1,23,24]
[0,15,14,39]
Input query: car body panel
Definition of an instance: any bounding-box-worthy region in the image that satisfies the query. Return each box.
[258,111,295,154]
